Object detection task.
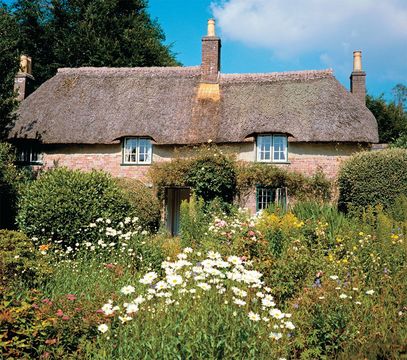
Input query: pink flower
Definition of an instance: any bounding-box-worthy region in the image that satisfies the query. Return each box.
[56,309,64,317]
[248,230,256,237]
[66,294,77,301]
[61,315,70,321]
[42,298,53,305]
[32,303,39,309]
[104,263,115,269]
[96,309,104,314]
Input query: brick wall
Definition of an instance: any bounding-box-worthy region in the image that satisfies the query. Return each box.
[350,71,366,104]
[39,142,366,213]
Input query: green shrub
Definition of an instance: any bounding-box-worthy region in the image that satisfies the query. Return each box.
[115,178,161,232]
[17,168,133,247]
[338,148,407,211]
[0,230,50,287]
[150,146,237,204]
[185,148,237,203]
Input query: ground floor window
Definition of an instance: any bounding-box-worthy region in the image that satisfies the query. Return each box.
[256,186,287,211]
[15,143,42,165]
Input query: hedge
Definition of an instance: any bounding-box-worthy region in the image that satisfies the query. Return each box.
[338,148,407,211]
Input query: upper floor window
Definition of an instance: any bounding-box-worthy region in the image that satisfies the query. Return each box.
[122,137,152,165]
[256,135,288,163]
[16,143,42,165]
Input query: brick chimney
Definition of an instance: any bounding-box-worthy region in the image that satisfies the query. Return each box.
[14,55,35,101]
[350,50,366,104]
[201,19,221,83]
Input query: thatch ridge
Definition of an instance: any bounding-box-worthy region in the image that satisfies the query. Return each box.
[9,66,379,145]
[57,66,201,78]
[221,69,333,83]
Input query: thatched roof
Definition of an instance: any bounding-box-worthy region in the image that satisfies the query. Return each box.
[9,66,378,144]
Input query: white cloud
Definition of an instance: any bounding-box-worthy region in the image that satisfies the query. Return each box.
[211,0,407,55]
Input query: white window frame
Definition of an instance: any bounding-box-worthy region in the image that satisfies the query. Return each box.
[122,137,152,165]
[256,134,288,163]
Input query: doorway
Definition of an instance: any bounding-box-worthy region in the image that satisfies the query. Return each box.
[165,187,191,236]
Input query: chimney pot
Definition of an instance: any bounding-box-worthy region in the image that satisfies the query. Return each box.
[20,55,32,75]
[207,19,216,37]
[353,50,362,72]
[15,55,34,101]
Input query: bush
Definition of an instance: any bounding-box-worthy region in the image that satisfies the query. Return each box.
[0,230,50,287]
[185,148,237,203]
[17,168,133,247]
[115,178,161,232]
[338,148,407,211]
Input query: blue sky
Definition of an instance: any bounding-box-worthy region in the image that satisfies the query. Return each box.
[5,0,406,100]
[149,0,407,100]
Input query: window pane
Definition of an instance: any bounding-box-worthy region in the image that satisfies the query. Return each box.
[257,187,273,210]
[138,139,151,164]
[124,138,138,163]
[273,135,287,161]
[258,136,272,161]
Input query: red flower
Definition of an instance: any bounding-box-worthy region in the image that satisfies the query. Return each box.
[56,309,64,317]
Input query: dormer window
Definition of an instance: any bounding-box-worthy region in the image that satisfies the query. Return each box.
[256,135,288,163]
[122,137,152,165]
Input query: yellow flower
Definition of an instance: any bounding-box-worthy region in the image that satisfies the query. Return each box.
[358,232,364,236]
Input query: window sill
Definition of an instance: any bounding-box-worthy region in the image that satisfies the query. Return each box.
[15,161,43,166]
[120,163,152,167]
[256,161,291,165]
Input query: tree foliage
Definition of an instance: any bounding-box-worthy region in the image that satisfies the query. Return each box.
[13,0,179,87]
[366,84,407,144]
[0,2,20,138]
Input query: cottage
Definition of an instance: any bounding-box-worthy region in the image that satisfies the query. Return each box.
[9,20,378,232]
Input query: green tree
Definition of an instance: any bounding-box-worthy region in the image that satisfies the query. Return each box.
[13,0,53,87]
[366,86,407,144]
[14,0,179,87]
[392,83,407,111]
[0,2,20,138]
